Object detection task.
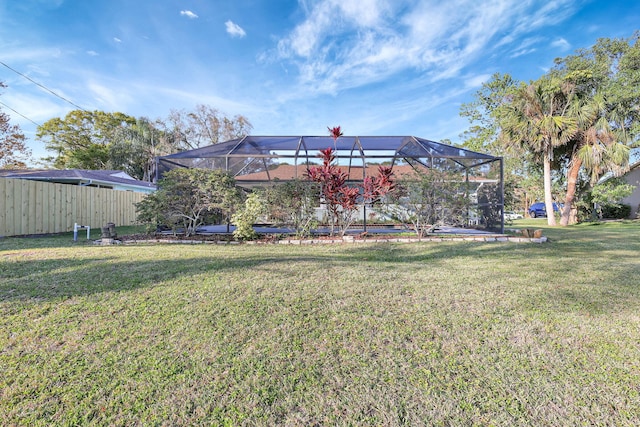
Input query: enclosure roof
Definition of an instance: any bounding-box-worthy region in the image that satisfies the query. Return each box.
[158,135,499,167]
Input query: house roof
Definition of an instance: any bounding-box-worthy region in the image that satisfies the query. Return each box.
[235,163,498,184]
[0,169,156,191]
[235,164,420,182]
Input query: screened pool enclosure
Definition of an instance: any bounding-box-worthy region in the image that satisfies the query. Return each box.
[156,136,504,233]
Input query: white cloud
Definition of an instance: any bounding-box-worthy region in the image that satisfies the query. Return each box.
[2,92,60,125]
[339,0,391,26]
[113,37,122,43]
[514,36,544,50]
[464,74,492,89]
[87,81,134,111]
[510,48,537,58]
[508,36,542,57]
[2,47,64,64]
[149,85,258,115]
[273,0,582,97]
[86,50,99,56]
[225,20,246,38]
[180,10,198,19]
[551,37,571,51]
[276,1,507,94]
[277,0,389,58]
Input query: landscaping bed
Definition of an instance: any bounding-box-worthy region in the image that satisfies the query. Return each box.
[116,231,547,245]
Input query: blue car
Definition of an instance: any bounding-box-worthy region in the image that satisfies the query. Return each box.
[528,202,561,218]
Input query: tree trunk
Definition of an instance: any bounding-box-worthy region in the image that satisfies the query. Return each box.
[543,150,557,226]
[560,156,582,226]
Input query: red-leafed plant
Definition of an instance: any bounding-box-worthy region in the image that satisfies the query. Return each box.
[306,147,353,236]
[307,127,396,236]
[328,126,343,142]
[363,165,396,204]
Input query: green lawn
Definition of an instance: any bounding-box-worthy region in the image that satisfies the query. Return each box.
[1,221,639,426]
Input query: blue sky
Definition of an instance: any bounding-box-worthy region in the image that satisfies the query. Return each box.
[1,0,639,163]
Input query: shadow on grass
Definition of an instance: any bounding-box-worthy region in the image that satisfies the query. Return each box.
[1,240,530,303]
[2,222,639,315]
[0,253,329,302]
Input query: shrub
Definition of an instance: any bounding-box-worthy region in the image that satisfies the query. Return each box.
[306,148,395,236]
[588,178,635,220]
[136,168,243,236]
[388,168,469,237]
[263,179,319,238]
[135,191,169,234]
[600,203,631,219]
[232,192,265,241]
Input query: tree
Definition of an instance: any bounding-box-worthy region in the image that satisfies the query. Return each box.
[38,106,252,179]
[554,93,618,224]
[460,73,518,155]
[327,125,343,151]
[500,77,579,226]
[305,127,396,236]
[551,34,640,224]
[135,168,243,236]
[262,179,320,238]
[0,82,31,168]
[109,117,174,181]
[461,34,640,226]
[362,164,395,205]
[163,104,252,151]
[37,110,136,169]
[390,168,469,237]
[464,35,640,226]
[460,74,538,214]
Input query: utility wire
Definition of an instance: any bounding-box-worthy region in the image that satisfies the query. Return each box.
[0,60,89,112]
[0,100,41,126]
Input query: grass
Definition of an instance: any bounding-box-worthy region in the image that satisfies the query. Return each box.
[1,221,640,426]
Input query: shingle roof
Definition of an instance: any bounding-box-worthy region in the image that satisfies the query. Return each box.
[234,164,497,183]
[235,164,421,182]
[0,169,156,190]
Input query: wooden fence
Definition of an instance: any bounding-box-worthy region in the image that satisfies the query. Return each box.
[0,178,147,237]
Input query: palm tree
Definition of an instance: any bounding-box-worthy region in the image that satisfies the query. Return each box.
[551,34,639,224]
[110,118,172,181]
[500,77,578,226]
[559,93,630,225]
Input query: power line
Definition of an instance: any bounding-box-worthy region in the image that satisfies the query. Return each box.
[0,60,89,112]
[0,100,41,126]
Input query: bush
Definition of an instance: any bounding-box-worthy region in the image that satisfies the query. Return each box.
[232,192,265,241]
[600,203,631,219]
[388,168,469,237]
[306,148,396,236]
[135,192,169,234]
[263,179,320,238]
[136,168,243,236]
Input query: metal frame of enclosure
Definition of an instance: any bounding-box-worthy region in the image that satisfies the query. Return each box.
[156,135,504,233]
